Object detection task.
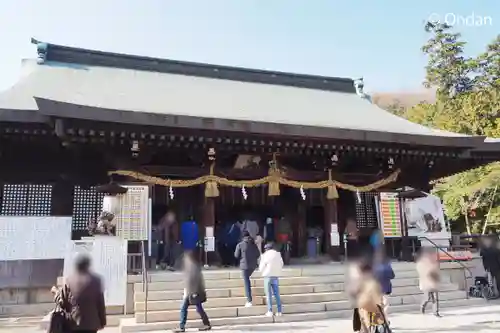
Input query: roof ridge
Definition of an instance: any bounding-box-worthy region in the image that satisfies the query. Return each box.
[30,38,356,93]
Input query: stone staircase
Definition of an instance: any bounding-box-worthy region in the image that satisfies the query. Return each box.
[119,262,482,333]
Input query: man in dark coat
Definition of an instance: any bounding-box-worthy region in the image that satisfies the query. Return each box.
[56,255,106,333]
[234,231,260,306]
[480,235,500,296]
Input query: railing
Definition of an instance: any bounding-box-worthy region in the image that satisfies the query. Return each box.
[419,236,473,299]
[140,240,149,323]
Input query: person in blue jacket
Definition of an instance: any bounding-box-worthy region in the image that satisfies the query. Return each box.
[373,249,395,321]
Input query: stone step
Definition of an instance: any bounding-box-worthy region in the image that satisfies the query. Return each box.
[132,264,422,283]
[137,274,426,291]
[134,284,460,311]
[37,313,130,329]
[0,303,55,317]
[119,298,484,333]
[134,289,466,323]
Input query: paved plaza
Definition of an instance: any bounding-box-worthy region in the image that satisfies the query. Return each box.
[2,303,500,333]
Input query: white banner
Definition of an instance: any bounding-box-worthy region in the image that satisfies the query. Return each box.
[404,194,451,241]
[0,216,72,261]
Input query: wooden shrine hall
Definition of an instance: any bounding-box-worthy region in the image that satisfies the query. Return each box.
[1,39,499,262]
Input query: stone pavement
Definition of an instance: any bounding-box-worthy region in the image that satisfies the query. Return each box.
[2,304,500,333]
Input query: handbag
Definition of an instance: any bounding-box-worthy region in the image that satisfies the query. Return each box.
[47,286,73,333]
[188,290,207,305]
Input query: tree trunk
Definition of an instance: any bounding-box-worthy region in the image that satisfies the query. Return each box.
[464,213,472,235]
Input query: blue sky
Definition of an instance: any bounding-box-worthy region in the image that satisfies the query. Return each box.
[0,0,498,92]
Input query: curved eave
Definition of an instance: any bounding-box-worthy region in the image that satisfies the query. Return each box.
[35,97,486,148]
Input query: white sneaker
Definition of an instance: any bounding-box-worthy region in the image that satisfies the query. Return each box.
[265,311,273,317]
[276,312,283,317]
[245,302,253,307]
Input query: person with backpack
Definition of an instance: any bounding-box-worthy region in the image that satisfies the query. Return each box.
[258,242,284,317]
[356,260,389,333]
[234,230,261,307]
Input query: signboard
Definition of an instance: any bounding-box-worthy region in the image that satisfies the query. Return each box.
[115,185,149,241]
[63,237,128,306]
[0,216,72,261]
[437,250,472,262]
[377,193,402,238]
[405,194,451,241]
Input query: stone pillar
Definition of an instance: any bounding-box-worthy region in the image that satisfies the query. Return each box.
[324,198,340,261]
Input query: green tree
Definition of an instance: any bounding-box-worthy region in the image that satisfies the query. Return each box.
[400,23,500,233]
[422,22,477,99]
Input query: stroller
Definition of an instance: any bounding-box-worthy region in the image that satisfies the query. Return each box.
[469,275,496,300]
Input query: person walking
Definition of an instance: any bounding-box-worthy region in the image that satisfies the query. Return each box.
[416,249,441,317]
[480,235,500,296]
[373,249,395,320]
[258,243,284,317]
[234,230,261,307]
[173,250,211,332]
[53,255,106,333]
[356,259,388,333]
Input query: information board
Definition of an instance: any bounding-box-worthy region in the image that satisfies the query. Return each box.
[63,239,94,277]
[378,193,402,238]
[91,236,128,306]
[115,185,149,240]
[0,216,72,261]
[63,237,127,306]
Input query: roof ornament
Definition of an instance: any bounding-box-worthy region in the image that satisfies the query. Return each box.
[354,78,372,103]
[31,38,48,64]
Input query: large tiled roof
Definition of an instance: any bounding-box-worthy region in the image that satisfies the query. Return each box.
[0,40,493,149]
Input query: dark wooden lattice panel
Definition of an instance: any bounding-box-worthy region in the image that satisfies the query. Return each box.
[1,184,29,215]
[72,186,99,231]
[354,192,378,229]
[364,192,378,229]
[26,184,53,216]
[1,184,53,216]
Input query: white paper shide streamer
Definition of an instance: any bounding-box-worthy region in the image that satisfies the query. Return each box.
[169,186,174,199]
[241,185,248,200]
[300,186,306,200]
[356,190,362,204]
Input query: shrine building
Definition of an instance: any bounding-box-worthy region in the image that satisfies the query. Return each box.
[1,39,499,267]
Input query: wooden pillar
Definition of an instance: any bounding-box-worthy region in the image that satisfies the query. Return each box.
[296,203,307,258]
[324,198,340,261]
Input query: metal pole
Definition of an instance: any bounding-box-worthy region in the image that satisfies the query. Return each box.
[343,233,348,262]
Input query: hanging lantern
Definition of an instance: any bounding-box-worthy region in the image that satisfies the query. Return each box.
[300,186,306,200]
[242,185,248,200]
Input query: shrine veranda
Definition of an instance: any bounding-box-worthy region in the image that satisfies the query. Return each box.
[0,40,499,313]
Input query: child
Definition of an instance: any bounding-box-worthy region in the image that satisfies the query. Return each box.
[258,243,284,317]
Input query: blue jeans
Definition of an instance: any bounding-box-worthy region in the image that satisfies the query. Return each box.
[242,268,255,302]
[179,297,210,329]
[264,277,282,313]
